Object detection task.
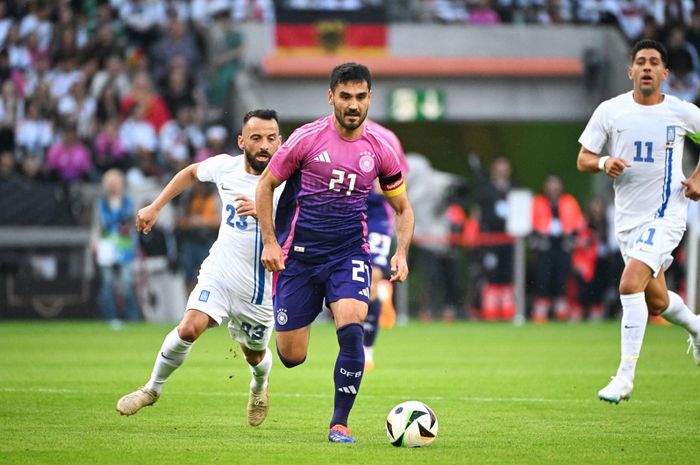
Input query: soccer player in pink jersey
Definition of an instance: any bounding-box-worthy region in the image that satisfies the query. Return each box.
[256,63,415,443]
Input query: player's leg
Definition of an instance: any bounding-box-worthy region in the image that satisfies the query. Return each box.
[240,343,272,426]
[598,258,652,403]
[649,272,700,364]
[328,297,368,443]
[227,301,274,426]
[275,326,311,366]
[116,309,212,415]
[363,266,384,370]
[273,258,324,367]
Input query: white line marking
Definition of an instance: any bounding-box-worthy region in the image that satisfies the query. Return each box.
[2,387,700,405]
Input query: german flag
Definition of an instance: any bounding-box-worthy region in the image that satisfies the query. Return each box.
[274,4,387,57]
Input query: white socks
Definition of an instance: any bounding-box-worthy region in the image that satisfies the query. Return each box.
[363,346,374,363]
[146,328,193,394]
[249,349,272,394]
[616,292,648,382]
[661,291,700,336]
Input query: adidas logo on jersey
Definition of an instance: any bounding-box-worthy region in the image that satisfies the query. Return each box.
[358,287,369,298]
[313,151,331,163]
[337,385,358,394]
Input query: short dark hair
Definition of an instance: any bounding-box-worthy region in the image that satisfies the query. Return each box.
[329,62,372,91]
[243,109,279,125]
[630,39,668,66]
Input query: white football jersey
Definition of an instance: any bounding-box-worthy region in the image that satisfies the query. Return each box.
[579,91,700,234]
[196,154,280,311]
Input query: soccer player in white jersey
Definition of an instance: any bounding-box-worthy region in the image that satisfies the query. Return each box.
[116,110,283,425]
[577,39,700,404]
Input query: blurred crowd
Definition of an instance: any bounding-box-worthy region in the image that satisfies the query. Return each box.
[0,0,698,324]
[0,0,256,191]
[409,154,686,325]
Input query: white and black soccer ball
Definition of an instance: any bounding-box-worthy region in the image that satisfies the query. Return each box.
[385,400,438,447]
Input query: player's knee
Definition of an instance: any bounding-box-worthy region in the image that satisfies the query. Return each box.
[245,353,264,366]
[177,321,205,342]
[276,347,306,368]
[618,280,643,296]
[646,295,669,315]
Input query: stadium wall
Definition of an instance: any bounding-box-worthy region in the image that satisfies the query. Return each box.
[235,23,630,123]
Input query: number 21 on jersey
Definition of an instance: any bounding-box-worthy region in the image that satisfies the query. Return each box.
[329,169,357,195]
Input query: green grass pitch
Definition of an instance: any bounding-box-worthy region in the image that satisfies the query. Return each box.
[1,320,698,465]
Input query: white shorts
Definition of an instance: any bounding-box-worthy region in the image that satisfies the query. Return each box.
[617,220,685,278]
[186,277,273,351]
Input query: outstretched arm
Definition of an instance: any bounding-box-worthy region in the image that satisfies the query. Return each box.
[682,158,700,201]
[136,163,199,234]
[576,145,629,178]
[256,167,285,272]
[384,191,414,283]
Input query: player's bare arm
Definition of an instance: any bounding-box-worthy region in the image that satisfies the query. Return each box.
[681,160,700,201]
[256,168,285,272]
[576,146,630,178]
[385,190,414,283]
[136,163,200,234]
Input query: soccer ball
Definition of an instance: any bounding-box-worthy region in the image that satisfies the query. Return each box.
[385,400,438,447]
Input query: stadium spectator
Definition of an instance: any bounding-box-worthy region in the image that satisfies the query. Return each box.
[175,181,219,293]
[0,3,11,47]
[49,52,83,101]
[0,78,24,129]
[418,0,469,23]
[89,54,131,102]
[82,22,126,67]
[51,19,82,60]
[685,9,700,59]
[638,13,664,43]
[118,0,167,49]
[472,155,516,321]
[149,16,202,85]
[95,82,123,124]
[119,101,159,180]
[93,168,141,327]
[159,55,206,122]
[195,125,229,162]
[159,103,205,173]
[46,121,92,183]
[662,48,700,103]
[206,2,244,110]
[665,23,700,72]
[570,196,610,322]
[19,0,53,51]
[577,39,700,404]
[22,53,52,98]
[468,0,501,25]
[93,116,130,174]
[57,78,97,140]
[529,173,584,323]
[15,98,53,162]
[120,70,171,132]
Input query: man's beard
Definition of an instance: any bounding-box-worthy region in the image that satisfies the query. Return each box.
[245,149,270,174]
[335,107,367,131]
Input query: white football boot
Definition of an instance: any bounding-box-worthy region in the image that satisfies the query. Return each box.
[247,386,269,426]
[116,387,159,416]
[597,376,633,404]
[687,333,700,365]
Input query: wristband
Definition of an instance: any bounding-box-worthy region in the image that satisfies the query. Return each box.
[598,156,610,172]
